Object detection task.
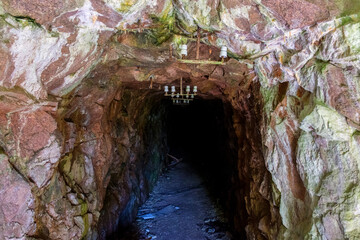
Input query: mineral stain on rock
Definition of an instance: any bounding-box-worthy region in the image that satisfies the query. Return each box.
[1,0,360,239]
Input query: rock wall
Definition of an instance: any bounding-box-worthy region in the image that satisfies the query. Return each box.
[57,84,168,239]
[257,13,360,239]
[1,0,360,239]
[95,89,168,238]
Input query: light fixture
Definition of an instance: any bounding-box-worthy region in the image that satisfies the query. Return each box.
[220,46,227,61]
[163,42,228,105]
[180,44,187,57]
[175,40,229,65]
[164,77,197,105]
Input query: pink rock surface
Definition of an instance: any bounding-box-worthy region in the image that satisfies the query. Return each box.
[0,154,36,239]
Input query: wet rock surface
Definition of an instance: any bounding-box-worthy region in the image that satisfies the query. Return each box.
[111,161,233,240]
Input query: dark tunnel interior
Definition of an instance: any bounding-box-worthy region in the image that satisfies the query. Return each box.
[166,98,239,209]
[108,95,247,240]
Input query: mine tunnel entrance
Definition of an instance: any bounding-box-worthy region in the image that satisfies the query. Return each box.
[166,98,238,211]
[107,95,247,240]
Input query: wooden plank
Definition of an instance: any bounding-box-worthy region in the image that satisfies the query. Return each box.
[177,59,225,65]
[196,28,200,60]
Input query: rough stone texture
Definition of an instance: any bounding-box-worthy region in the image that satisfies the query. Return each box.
[1,0,84,27]
[0,0,360,239]
[0,152,36,239]
[257,12,360,239]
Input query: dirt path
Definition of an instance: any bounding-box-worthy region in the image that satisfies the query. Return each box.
[113,161,233,240]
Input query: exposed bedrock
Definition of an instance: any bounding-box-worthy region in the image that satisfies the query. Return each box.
[0,0,360,239]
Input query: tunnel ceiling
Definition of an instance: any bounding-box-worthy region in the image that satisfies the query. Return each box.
[1,0,359,99]
[88,39,254,101]
[1,0,360,240]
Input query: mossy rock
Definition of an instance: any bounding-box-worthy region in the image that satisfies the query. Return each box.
[335,0,360,17]
[115,0,138,13]
[0,14,41,29]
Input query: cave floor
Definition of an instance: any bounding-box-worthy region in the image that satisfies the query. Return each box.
[113,161,233,240]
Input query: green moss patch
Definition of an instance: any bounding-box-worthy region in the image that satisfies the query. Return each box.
[0,14,41,29]
[115,0,138,13]
[146,8,175,45]
[336,0,360,17]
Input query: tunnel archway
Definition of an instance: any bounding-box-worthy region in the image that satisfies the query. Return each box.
[84,80,270,239]
[56,35,276,240]
[101,93,249,239]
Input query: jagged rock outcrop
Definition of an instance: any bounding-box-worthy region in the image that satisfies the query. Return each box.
[0,0,360,239]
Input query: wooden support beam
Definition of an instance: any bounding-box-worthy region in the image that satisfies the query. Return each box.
[177,59,225,65]
[196,28,200,60]
[169,44,173,59]
[180,77,183,95]
[149,76,153,89]
[167,154,183,166]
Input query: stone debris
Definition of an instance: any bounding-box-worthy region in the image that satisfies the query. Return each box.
[122,162,234,240]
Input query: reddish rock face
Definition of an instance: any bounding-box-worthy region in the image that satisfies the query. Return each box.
[90,0,122,28]
[0,153,36,239]
[270,98,307,202]
[1,0,360,239]
[0,45,13,86]
[262,0,331,29]
[325,65,360,126]
[2,0,82,27]
[1,101,61,189]
[9,109,57,158]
